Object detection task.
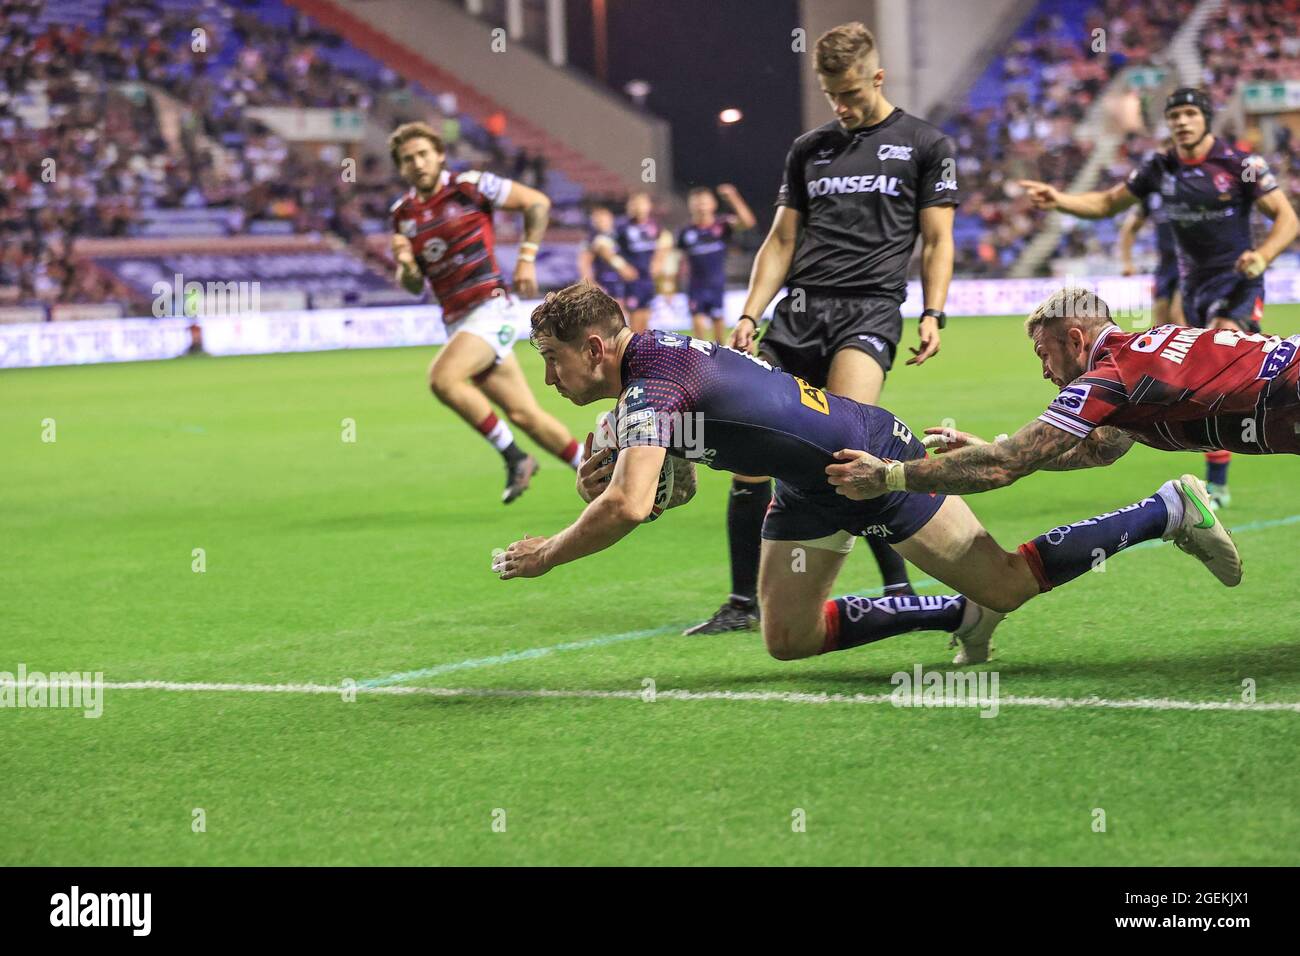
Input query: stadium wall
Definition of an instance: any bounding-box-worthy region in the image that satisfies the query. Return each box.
[10,274,1300,369]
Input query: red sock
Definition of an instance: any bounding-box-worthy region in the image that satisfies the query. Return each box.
[820,600,840,654]
[558,438,581,469]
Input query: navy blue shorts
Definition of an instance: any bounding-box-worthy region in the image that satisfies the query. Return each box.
[1154,257,1179,302]
[761,403,946,546]
[596,276,624,300]
[1183,271,1264,332]
[623,280,657,311]
[688,286,725,319]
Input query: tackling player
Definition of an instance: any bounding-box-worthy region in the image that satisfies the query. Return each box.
[615,191,673,333]
[1118,187,1184,326]
[493,284,1240,669]
[1020,88,1298,509]
[825,287,1300,505]
[389,123,585,504]
[687,21,959,636]
[676,184,756,343]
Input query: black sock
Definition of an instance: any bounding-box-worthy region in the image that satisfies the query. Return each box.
[502,442,527,467]
[727,478,771,603]
[866,536,912,594]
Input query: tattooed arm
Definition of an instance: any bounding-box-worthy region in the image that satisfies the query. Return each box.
[827,419,1093,499]
[666,457,697,509]
[1038,426,1134,471]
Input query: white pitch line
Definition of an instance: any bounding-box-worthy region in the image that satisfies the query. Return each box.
[1,679,1296,713]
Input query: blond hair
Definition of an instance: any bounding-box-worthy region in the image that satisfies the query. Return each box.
[1024,288,1113,339]
[815,22,877,75]
[388,121,445,167]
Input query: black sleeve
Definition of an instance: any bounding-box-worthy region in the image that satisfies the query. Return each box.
[917,130,961,209]
[775,140,808,214]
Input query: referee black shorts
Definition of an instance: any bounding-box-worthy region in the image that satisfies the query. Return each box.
[757,289,902,389]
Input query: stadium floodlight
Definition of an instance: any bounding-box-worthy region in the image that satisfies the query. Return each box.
[718,107,743,125]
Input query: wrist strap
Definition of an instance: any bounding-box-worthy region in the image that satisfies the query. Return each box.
[738,314,758,329]
[884,460,907,493]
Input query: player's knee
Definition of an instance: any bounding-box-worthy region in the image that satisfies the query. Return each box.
[761,619,817,661]
[428,368,461,404]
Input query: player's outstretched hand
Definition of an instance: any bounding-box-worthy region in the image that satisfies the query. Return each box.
[907,318,941,366]
[493,534,552,579]
[728,317,757,353]
[1018,179,1058,210]
[577,432,616,503]
[513,260,539,298]
[922,426,987,454]
[825,449,887,500]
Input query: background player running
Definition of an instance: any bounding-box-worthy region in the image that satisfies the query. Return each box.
[826,288,1300,505]
[578,205,638,298]
[615,191,673,333]
[1019,88,1298,510]
[493,283,1239,669]
[676,184,756,344]
[389,122,585,504]
[1118,184,1184,326]
[688,21,959,636]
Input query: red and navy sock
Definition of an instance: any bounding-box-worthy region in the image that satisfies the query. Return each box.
[1205,450,1230,486]
[820,594,966,654]
[727,478,771,604]
[1018,484,1182,593]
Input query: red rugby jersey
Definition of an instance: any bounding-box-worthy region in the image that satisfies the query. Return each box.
[1038,324,1300,454]
[390,169,513,321]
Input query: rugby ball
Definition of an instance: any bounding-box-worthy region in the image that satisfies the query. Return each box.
[592,410,673,522]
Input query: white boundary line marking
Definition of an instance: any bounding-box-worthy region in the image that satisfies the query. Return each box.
[357,512,1300,688]
[2,679,1296,713]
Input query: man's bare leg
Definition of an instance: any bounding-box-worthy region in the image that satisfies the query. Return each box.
[478,351,581,469]
[826,347,913,597]
[428,331,538,503]
[755,478,1229,663]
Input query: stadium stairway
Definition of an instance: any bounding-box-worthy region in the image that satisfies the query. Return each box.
[1009,0,1230,278]
[285,0,641,199]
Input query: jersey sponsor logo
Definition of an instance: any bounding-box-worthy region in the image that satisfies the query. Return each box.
[398,218,418,238]
[1129,325,1177,353]
[892,419,913,444]
[933,179,959,193]
[877,144,913,162]
[1258,338,1299,381]
[793,376,829,414]
[617,407,657,446]
[857,333,886,352]
[1050,383,1092,413]
[812,147,837,166]
[624,385,645,402]
[1158,327,1205,365]
[807,174,901,197]
[420,237,449,263]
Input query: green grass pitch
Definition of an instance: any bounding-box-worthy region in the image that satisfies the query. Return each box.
[3,308,1299,866]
